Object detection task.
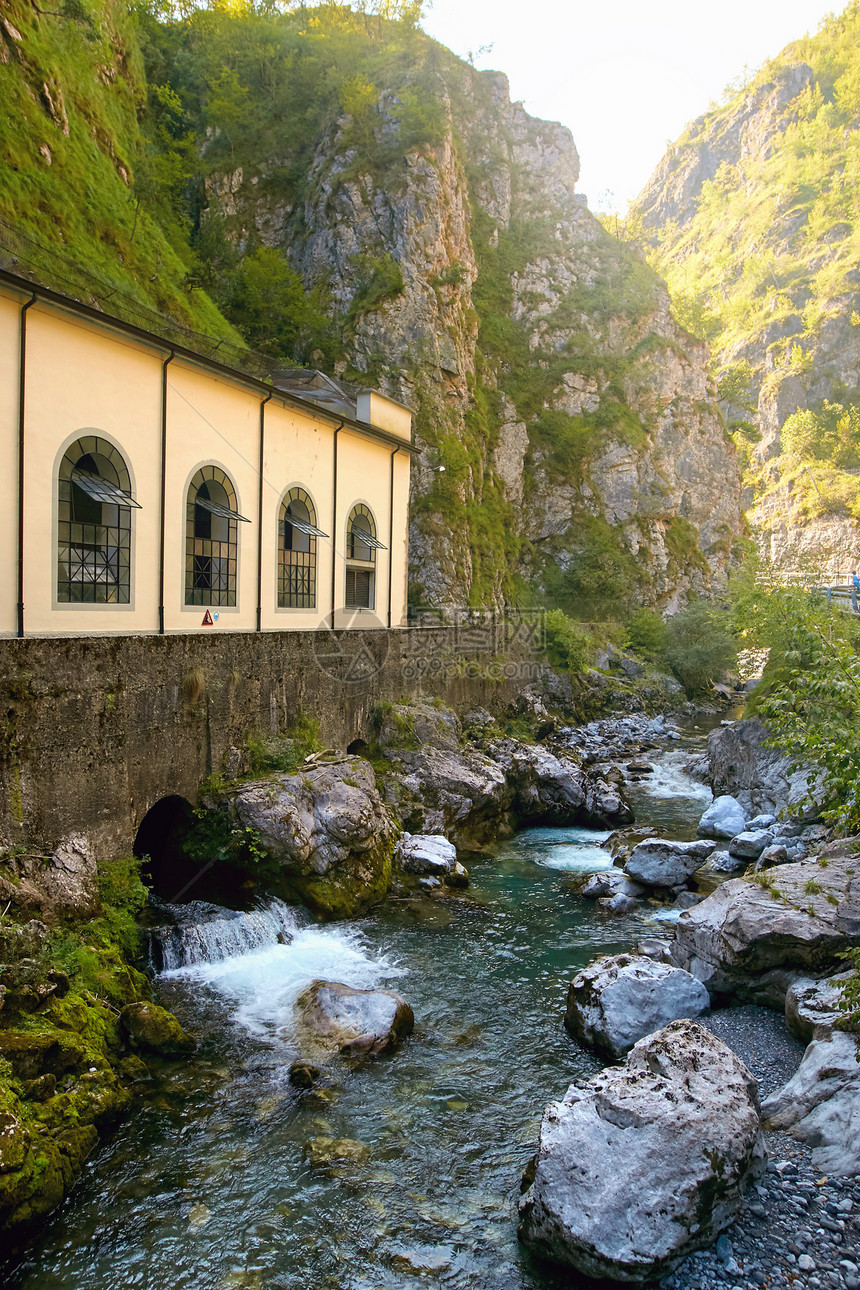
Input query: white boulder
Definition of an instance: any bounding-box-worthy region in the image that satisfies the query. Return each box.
[564,953,710,1058]
[728,830,774,860]
[519,1019,766,1283]
[784,973,854,1042]
[625,838,716,889]
[762,1032,860,1176]
[394,833,467,885]
[697,796,747,840]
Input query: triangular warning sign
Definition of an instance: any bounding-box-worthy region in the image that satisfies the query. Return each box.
[201,609,214,625]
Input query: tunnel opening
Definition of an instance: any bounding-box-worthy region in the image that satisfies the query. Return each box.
[134,795,259,908]
[346,738,369,756]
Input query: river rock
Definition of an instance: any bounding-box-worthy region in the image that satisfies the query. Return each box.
[746,813,777,830]
[785,972,855,1041]
[294,979,414,1059]
[707,850,748,874]
[118,1002,193,1056]
[697,795,747,840]
[374,700,461,752]
[564,954,710,1058]
[671,845,860,1002]
[755,843,789,869]
[728,829,774,859]
[577,871,645,901]
[394,833,467,885]
[625,838,716,888]
[492,740,587,823]
[762,1032,860,1175]
[230,758,397,918]
[518,1019,766,1283]
[378,744,512,846]
[303,1135,370,1169]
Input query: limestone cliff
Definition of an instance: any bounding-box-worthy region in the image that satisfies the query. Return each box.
[192,30,743,611]
[0,4,744,610]
[631,5,860,577]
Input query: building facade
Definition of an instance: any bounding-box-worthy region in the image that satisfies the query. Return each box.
[0,271,413,637]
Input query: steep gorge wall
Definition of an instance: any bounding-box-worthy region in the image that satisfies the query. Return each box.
[631,6,860,575]
[0,5,744,610]
[193,30,744,611]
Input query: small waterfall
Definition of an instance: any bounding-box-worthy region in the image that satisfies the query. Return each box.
[145,898,301,972]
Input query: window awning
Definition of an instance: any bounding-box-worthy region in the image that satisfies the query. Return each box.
[284,514,329,539]
[71,469,141,509]
[194,497,250,523]
[350,528,387,551]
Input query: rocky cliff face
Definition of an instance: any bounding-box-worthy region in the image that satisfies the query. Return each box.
[205,57,743,610]
[631,7,860,577]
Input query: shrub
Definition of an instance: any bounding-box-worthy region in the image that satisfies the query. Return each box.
[664,600,737,695]
[625,608,668,659]
[544,609,594,673]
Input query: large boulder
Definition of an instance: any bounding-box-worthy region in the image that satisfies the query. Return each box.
[118,1002,193,1056]
[564,954,710,1058]
[671,845,860,1003]
[785,972,855,1042]
[728,829,773,860]
[294,979,414,1059]
[762,1032,860,1176]
[697,795,747,840]
[379,737,632,847]
[230,758,397,918]
[492,740,586,823]
[394,833,467,886]
[624,838,716,889]
[374,701,461,752]
[378,745,512,847]
[518,1019,766,1283]
[707,718,818,818]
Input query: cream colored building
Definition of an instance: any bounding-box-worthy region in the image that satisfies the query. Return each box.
[0,270,413,637]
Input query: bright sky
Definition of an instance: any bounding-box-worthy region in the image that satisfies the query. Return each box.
[422,0,838,212]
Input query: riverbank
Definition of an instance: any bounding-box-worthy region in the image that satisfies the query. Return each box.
[2,701,858,1288]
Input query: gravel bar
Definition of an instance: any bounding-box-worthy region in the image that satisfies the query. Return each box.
[666,1005,860,1290]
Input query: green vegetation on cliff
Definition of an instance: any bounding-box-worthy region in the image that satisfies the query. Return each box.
[1,0,736,610]
[630,2,860,538]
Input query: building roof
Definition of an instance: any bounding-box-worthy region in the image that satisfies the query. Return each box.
[0,221,415,454]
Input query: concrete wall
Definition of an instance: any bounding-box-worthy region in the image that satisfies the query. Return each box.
[0,629,533,862]
[0,280,411,637]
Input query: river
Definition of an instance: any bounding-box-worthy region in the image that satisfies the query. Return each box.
[6,720,719,1290]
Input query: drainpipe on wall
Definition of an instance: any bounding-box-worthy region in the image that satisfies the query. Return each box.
[158,350,175,635]
[330,421,344,626]
[256,390,272,632]
[387,446,399,629]
[17,293,37,639]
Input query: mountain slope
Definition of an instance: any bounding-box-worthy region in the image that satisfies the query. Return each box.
[0,0,236,338]
[150,3,742,611]
[631,3,860,575]
[0,1,744,612]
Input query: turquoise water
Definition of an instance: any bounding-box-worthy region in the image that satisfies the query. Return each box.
[6,744,711,1290]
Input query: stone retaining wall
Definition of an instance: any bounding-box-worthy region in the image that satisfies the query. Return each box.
[0,628,536,860]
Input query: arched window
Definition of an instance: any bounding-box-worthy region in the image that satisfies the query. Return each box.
[345,503,385,610]
[185,466,247,607]
[57,435,139,604]
[279,487,327,609]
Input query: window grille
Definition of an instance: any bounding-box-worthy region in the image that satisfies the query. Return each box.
[279,487,324,608]
[345,503,378,610]
[185,466,245,606]
[57,436,137,604]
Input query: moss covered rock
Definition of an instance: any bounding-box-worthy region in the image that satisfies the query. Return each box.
[118,1002,193,1056]
[229,758,398,919]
